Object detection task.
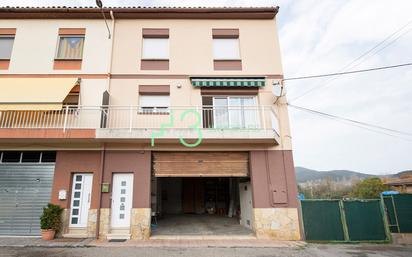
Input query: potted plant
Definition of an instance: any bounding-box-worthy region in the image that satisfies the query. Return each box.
[40,203,63,240]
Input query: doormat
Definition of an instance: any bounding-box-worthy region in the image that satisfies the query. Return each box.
[108,239,127,242]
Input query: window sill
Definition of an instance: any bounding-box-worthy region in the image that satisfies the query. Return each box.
[141,58,169,61]
[213,59,242,61]
[214,60,242,70]
[53,60,82,70]
[138,112,170,115]
[141,59,169,70]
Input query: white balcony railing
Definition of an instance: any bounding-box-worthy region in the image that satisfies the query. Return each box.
[0,106,280,138]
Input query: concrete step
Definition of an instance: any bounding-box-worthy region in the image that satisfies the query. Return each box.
[62,233,88,239]
[150,234,257,240]
[106,233,131,240]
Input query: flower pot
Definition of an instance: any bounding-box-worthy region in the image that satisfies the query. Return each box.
[41,229,56,240]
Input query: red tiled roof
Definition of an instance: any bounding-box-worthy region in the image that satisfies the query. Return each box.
[0,6,279,19]
[384,178,412,186]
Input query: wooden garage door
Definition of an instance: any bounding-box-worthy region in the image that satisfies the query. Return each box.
[153,152,249,177]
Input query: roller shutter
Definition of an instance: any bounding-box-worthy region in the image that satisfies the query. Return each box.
[153,152,249,177]
[0,164,55,236]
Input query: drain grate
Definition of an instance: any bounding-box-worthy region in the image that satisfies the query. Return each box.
[108,239,127,243]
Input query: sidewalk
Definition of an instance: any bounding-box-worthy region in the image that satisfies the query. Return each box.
[90,238,307,248]
[0,237,94,248]
[0,236,306,248]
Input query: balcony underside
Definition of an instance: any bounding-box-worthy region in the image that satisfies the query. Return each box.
[0,128,279,144]
[96,128,280,144]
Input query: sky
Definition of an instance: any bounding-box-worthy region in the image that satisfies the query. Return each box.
[2,0,412,174]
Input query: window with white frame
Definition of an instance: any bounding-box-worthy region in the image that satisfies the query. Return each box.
[0,36,14,59]
[212,96,259,129]
[139,95,170,113]
[56,36,85,60]
[142,38,169,60]
[213,38,240,60]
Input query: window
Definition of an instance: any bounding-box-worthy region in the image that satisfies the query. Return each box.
[1,151,21,162]
[142,38,169,60]
[139,95,170,114]
[0,151,56,163]
[141,29,169,70]
[56,36,85,60]
[213,38,240,60]
[204,96,259,129]
[41,151,56,163]
[63,93,80,106]
[21,152,41,163]
[0,36,14,59]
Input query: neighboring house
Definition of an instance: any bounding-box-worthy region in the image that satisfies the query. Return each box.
[0,6,300,241]
[384,177,412,193]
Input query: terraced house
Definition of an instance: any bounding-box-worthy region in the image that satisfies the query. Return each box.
[0,6,301,241]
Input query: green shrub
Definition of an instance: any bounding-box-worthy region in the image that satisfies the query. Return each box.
[40,203,64,232]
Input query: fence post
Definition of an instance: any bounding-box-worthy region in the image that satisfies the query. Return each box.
[391,195,401,233]
[339,200,350,242]
[129,105,133,133]
[63,105,69,132]
[380,195,393,242]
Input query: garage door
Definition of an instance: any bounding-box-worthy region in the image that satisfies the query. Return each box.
[153,152,249,177]
[0,164,55,236]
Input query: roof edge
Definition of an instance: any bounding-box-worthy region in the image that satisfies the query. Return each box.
[0,6,279,19]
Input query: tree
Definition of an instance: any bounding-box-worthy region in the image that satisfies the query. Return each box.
[350,177,389,199]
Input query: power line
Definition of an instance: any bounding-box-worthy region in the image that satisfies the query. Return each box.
[288,19,412,101]
[288,104,412,142]
[282,62,412,81]
[332,19,412,76]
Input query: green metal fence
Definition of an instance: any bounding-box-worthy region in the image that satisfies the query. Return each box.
[301,199,390,242]
[382,194,412,233]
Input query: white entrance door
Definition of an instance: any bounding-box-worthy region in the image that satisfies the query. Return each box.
[111,174,134,228]
[69,174,93,227]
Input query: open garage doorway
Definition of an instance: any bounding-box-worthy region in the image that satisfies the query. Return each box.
[150,177,255,237]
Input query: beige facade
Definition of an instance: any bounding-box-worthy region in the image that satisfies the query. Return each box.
[0,19,111,74]
[0,7,300,241]
[111,19,283,75]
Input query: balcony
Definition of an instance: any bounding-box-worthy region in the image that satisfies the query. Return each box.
[0,106,280,143]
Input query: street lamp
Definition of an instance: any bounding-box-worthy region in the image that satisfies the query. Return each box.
[95,0,111,39]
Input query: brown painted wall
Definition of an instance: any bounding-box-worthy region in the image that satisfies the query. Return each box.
[250,150,299,208]
[101,150,151,208]
[50,151,102,209]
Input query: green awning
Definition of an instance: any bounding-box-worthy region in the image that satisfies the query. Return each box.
[191,77,265,87]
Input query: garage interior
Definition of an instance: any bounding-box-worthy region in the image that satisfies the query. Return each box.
[151,177,254,236]
[151,152,254,237]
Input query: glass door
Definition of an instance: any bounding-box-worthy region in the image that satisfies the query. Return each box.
[213,97,229,128]
[213,96,259,129]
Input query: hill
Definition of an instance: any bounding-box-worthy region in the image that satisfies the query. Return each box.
[295,167,371,183]
[295,167,411,183]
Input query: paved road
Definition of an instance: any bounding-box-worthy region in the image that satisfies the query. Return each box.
[0,244,411,257]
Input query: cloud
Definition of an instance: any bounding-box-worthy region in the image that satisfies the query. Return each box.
[279,0,412,174]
